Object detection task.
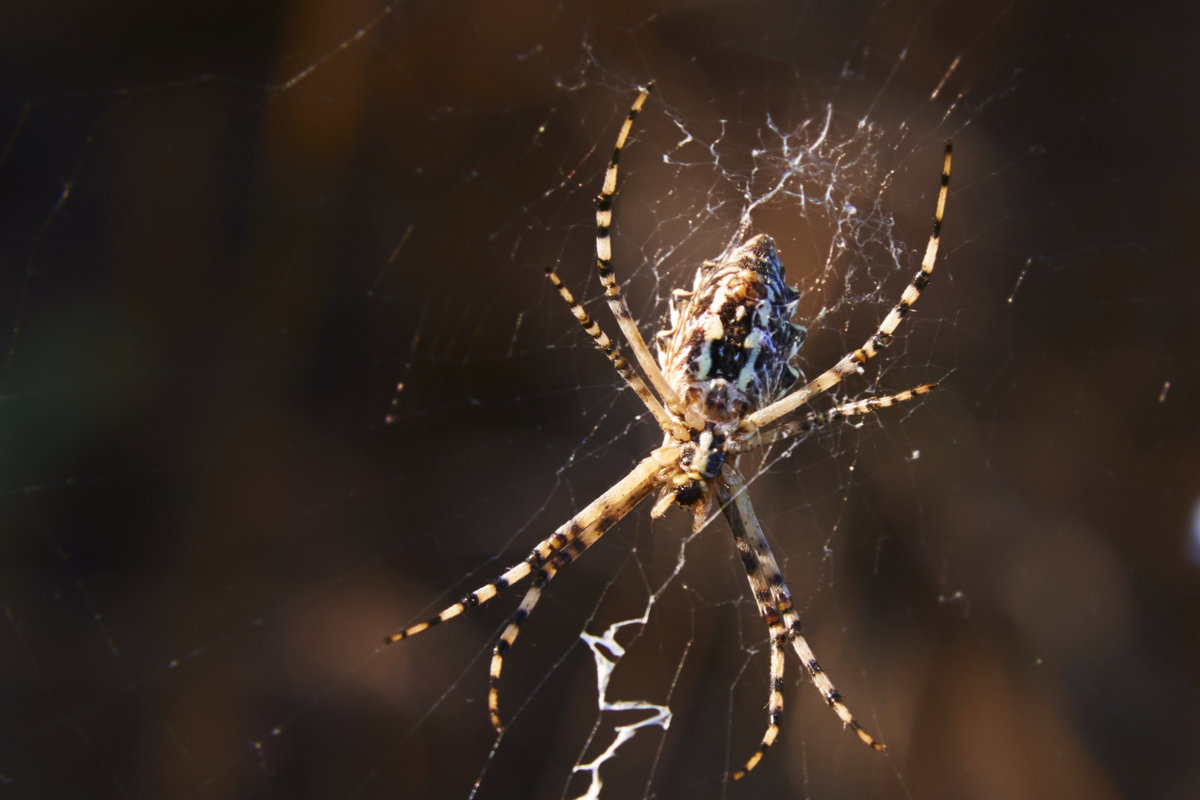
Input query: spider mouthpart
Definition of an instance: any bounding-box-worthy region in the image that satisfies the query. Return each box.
[674,482,703,506]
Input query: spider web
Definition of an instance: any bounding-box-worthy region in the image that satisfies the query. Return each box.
[3,2,1199,799]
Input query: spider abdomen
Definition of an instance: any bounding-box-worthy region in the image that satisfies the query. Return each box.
[657,234,806,419]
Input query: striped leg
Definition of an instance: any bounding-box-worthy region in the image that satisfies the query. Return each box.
[594,83,684,415]
[383,557,538,644]
[720,466,885,768]
[384,446,674,646]
[546,267,687,439]
[731,382,937,453]
[487,447,673,730]
[743,142,952,432]
[489,559,560,730]
[717,472,791,780]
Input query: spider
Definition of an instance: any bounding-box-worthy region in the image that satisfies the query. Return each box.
[386,83,951,781]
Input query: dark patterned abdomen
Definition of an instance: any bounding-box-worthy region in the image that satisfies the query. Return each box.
[657,234,805,421]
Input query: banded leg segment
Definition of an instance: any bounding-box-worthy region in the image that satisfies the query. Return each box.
[546,267,686,439]
[384,446,675,647]
[489,560,560,730]
[383,557,534,643]
[720,466,885,756]
[486,447,674,730]
[744,142,952,432]
[731,382,937,453]
[717,477,791,780]
[595,83,684,415]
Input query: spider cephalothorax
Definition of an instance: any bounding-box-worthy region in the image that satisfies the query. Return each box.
[387,82,951,783]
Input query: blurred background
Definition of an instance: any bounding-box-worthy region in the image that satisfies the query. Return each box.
[2,1,1198,798]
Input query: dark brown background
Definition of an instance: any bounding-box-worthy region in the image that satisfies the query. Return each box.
[2,1,1198,799]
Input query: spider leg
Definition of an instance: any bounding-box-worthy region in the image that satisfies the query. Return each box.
[384,446,675,646]
[489,559,560,730]
[719,465,885,767]
[730,382,937,453]
[743,142,952,433]
[730,633,786,781]
[547,267,688,439]
[488,446,677,730]
[594,83,685,416]
[716,490,790,781]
